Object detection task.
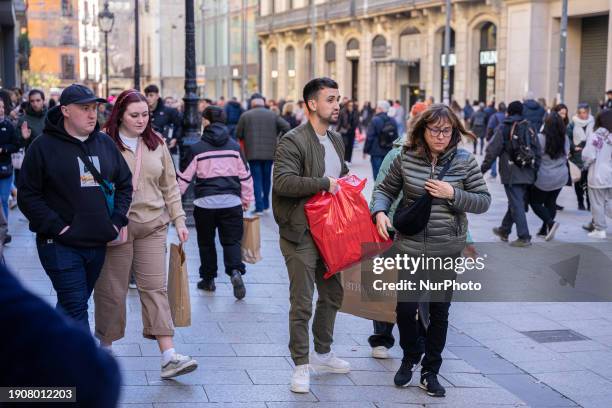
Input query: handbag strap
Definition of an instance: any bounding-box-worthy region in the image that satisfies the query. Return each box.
[76,146,113,195]
[131,138,143,193]
[436,152,456,181]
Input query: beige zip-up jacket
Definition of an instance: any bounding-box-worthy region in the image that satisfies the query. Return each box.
[120,138,186,230]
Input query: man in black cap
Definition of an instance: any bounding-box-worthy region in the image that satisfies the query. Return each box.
[17,84,133,330]
[481,100,541,247]
[177,106,254,299]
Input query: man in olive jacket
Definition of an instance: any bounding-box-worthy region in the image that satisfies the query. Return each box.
[272,78,350,394]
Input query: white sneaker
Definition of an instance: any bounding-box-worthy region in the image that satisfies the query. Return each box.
[588,229,607,239]
[161,353,198,379]
[290,364,310,393]
[309,351,350,374]
[371,346,390,359]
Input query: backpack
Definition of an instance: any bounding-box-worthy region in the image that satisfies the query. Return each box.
[378,116,398,149]
[472,111,486,128]
[506,120,536,168]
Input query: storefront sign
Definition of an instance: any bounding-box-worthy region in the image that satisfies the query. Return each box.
[440,53,456,67]
[480,50,497,65]
[346,49,360,59]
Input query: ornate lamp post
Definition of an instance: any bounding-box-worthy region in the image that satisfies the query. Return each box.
[98,2,115,98]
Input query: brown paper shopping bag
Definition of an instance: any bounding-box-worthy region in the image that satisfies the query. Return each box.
[339,263,397,323]
[242,215,262,264]
[168,243,191,327]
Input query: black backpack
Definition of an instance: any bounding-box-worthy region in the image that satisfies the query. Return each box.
[378,116,398,149]
[472,111,486,128]
[506,120,536,168]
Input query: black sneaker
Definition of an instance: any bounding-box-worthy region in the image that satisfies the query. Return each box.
[197,278,216,292]
[536,225,548,238]
[492,227,509,242]
[556,204,564,211]
[3,234,11,245]
[394,360,415,387]
[230,270,246,300]
[420,372,446,397]
[582,221,595,232]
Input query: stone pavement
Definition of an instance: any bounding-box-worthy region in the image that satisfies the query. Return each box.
[4,142,612,408]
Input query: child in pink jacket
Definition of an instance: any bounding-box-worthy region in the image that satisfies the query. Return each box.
[178,106,254,299]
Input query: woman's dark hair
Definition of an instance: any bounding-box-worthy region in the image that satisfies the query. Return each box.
[405,103,476,158]
[551,103,569,127]
[594,109,612,133]
[104,89,164,152]
[0,89,13,116]
[542,112,566,160]
[302,77,338,111]
[498,102,507,113]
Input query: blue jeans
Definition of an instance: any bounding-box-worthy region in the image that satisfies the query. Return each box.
[501,184,531,240]
[0,173,14,220]
[490,158,498,177]
[249,160,273,212]
[37,238,106,330]
[371,156,385,180]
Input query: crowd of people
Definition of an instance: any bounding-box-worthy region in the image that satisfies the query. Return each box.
[0,77,610,405]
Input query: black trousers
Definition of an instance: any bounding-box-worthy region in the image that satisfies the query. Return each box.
[397,300,451,374]
[529,186,562,231]
[574,170,591,209]
[193,205,245,279]
[342,131,356,163]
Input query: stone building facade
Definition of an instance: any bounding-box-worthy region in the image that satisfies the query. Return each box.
[256,0,612,113]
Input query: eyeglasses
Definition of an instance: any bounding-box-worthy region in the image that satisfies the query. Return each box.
[426,126,453,138]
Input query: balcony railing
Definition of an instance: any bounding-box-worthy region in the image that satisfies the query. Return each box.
[256,0,480,34]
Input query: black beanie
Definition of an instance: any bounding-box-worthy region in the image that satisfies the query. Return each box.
[203,106,226,124]
[597,109,612,133]
[507,101,523,116]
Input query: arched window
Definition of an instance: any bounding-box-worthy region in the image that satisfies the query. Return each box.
[324,41,336,78]
[286,45,296,99]
[270,48,278,99]
[480,22,497,50]
[371,35,387,59]
[305,44,313,80]
[346,38,360,59]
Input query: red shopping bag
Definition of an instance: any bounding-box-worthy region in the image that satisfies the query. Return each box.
[305,175,393,279]
[355,127,365,143]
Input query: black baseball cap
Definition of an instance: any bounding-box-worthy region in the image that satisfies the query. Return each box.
[59,84,106,106]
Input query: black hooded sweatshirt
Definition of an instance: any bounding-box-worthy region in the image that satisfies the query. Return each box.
[17,106,132,248]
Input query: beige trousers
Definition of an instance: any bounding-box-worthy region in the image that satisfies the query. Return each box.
[94,213,174,343]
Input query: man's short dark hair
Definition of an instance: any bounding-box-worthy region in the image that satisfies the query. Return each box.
[144,84,159,94]
[28,89,45,101]
[302,77,338,111]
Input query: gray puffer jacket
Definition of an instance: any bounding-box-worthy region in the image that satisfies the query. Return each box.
[371,147,490,256]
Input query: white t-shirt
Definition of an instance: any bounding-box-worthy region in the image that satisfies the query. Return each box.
[316,131,342,178]
[119,133,138,152]
[73,135,89,142]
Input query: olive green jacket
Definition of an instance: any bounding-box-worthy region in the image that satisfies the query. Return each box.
[272,121,349,244]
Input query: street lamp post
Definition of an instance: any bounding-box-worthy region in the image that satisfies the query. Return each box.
[442,0,451,106]
[98,2,115,98]
[182,0,202,226]
[134,0,140,90]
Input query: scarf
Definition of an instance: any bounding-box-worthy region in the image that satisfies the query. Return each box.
[571,115,594,145]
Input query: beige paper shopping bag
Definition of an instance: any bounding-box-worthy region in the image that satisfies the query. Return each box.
[168,243,191,327]
[339,263,397,323]
[242,215,262,264]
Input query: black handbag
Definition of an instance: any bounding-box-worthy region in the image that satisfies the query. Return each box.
[0,162,13,179]
[393,153,455,236]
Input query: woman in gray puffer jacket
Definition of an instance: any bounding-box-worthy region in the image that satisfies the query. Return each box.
[371,104,490,397]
